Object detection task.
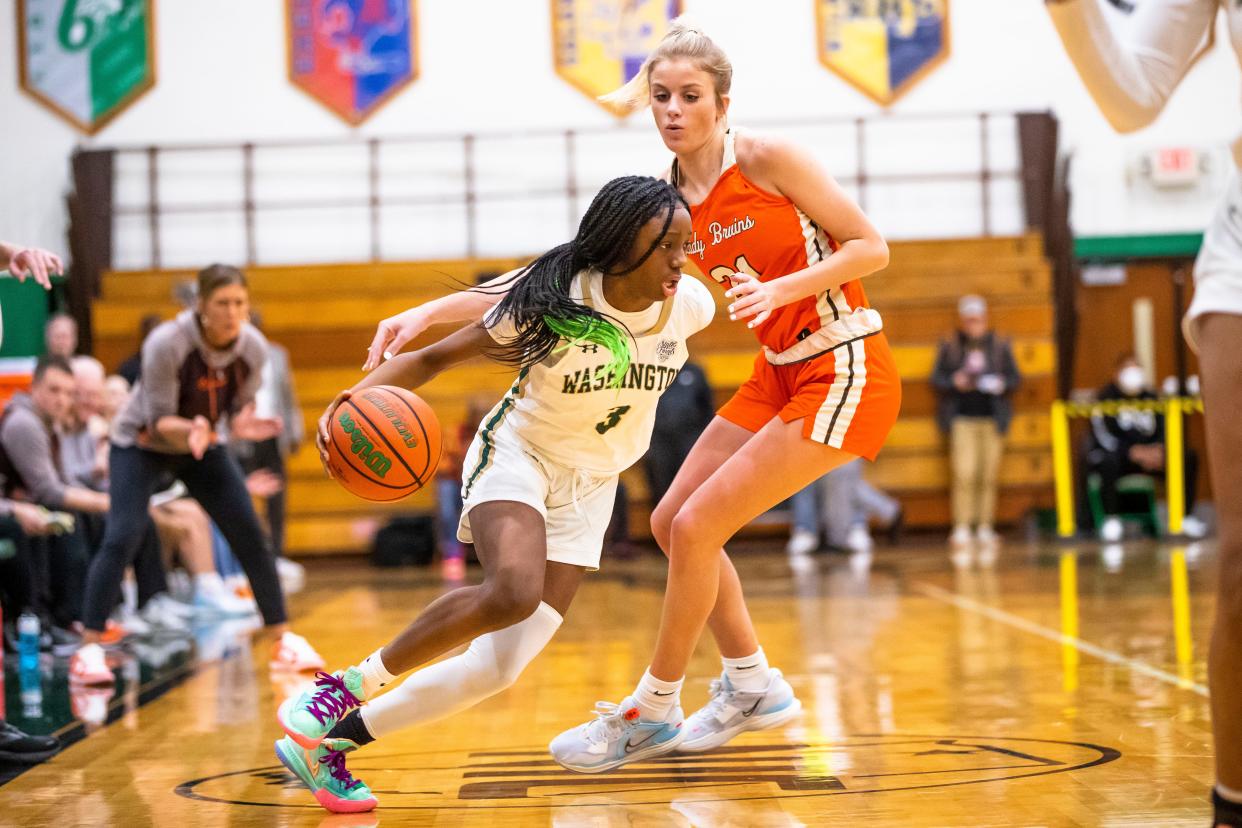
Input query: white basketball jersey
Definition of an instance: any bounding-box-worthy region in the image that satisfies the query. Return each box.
[477,270,715,476]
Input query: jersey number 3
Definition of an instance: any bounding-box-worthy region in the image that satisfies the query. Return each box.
[595,406,631,435]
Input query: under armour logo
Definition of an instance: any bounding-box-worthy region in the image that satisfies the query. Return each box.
[579,343,600,354]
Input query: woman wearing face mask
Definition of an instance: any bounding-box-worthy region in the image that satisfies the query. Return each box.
[1085,354,1204,542]
[71,265,325,686]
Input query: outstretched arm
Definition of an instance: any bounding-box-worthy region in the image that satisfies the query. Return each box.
[321,322,496,475]
[363,268,523,370]
[1046,0,1216,132]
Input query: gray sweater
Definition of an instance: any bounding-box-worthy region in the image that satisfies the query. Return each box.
[111,310,269,454]
[0,393,68,509]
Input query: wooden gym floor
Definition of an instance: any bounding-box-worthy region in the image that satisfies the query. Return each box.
[0,539,1219,826]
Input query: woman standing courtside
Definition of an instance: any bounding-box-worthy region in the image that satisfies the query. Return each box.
[70,265,323,685]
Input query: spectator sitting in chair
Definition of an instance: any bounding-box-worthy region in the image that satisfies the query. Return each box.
[0,356,107,634]
[1085,354,1205,541]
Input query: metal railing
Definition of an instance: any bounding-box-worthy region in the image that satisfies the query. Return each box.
[100,109,1026,271]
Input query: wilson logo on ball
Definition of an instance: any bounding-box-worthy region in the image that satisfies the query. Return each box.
[337,410,394,478]
[328,385,442,503]
[361,390,421,449]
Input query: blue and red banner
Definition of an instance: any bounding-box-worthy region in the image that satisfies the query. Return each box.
[288,0,417,125]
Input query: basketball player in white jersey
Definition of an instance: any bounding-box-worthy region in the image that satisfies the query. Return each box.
[270,176,716,813]
[1047,3,1242,823]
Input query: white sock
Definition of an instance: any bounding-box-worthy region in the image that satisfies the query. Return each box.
[634,669,683,721]
[722,647,771,693]
[1218,782,1242,804]
[361,602,562,739]
[358,647,399,699]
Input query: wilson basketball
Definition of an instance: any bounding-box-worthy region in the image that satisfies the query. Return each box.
[327,385,442,502]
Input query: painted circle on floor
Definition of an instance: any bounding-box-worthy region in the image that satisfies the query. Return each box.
[175,734,1121,811]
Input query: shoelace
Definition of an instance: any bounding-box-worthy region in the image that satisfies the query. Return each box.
[583,701,626,744]
[322,748,363,790]
[303,672,362,726]
[698,679,730,719]
[697,678,761,724]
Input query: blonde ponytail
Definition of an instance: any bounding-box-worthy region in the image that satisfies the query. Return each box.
[598,15,733,113]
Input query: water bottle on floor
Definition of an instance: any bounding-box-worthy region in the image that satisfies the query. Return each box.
[18,612,40,670]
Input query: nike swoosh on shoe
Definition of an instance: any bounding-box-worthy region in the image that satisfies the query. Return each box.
[740,697,765,718]
[625,730,660,752]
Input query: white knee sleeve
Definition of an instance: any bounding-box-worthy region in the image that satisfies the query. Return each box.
[360,601,562,739]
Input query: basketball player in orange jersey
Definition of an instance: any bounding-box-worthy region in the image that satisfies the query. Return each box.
[1047,2,1242,824]
[365,19,900,773]
[546,18,901,771]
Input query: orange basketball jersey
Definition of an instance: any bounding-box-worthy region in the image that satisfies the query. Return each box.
[678,130,872,352]
[673,129,900,459]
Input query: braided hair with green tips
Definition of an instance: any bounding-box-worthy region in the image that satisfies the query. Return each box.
[485,175,689,386]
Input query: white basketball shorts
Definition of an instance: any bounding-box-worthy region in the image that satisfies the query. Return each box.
[1185,171,1242,351]
[457,416,618,571]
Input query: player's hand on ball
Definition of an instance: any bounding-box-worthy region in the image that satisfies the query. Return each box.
[317,390,353,478]
[725,271,776,329]
[364,308,431,372]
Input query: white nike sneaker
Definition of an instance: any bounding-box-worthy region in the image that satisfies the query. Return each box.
[549,696,685,773]
[677,669,802,753]
[193,575,259,618]
[140,595,191,633]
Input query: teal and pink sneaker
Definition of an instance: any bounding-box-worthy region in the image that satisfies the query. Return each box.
[274,735,376,813]
[278,668,366,749]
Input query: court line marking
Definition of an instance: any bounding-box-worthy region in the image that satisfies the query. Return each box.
[913,581,1209,697]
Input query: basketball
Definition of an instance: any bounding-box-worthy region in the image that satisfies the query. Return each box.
[326,385,442,502]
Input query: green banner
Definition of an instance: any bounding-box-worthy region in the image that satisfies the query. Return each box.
[19,0,154,133]
[0,274,58,359]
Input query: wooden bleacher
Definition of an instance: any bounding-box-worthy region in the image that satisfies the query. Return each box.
[93,233,1056,554]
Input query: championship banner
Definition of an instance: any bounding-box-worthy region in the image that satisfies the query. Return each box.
[288,0,417,126]
[816,0,949,107]
[552,0,683,117]
[17,0,155,134]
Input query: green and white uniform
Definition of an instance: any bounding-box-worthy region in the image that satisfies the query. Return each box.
[459,269,715,569]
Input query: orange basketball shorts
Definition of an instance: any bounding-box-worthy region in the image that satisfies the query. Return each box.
[717,331,901,461]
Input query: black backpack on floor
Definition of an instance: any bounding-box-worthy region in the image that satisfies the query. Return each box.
[370,516,437,568]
